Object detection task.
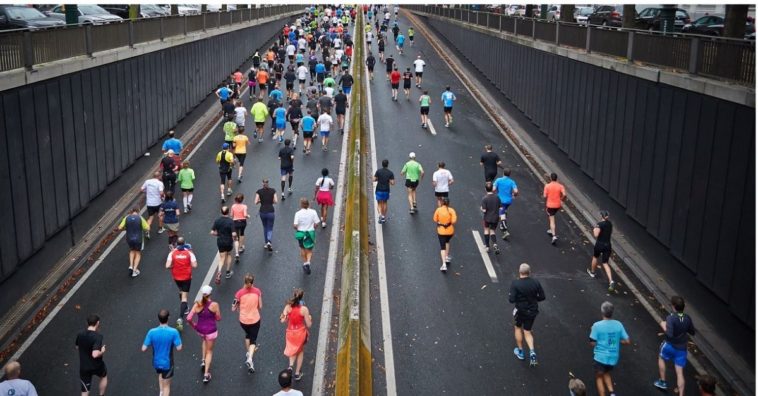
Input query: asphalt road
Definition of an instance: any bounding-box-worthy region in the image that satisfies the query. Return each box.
[366,11,700,396]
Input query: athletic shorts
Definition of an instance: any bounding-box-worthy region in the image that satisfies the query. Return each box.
[303,131,314,139]
[437,234,453,250]
[434,191,449,198]
[499,202,511,215]
[403,81,411,89]
[290,121,300,131]
[317,73,325,83]
[367,65,374,72]
[336,108,346,115]
[164,222,179,232]
[234,220,247,236]
[155,366,175,379]
[147,205,161,216]
[405,179,418,189]
[127,239,143,252]
[299,79,306,85]
[276,121,286,130]
[375,190,390,202]
[235,153,247,166]
[420,106,429,115]
[174,278,191,293]
[200,331,218,341]
[514,310,537,331]
[181,188,194,192]
[485,170,498,182]
[409,36,415,41]
[593,360,615,374]
[415,71,423,77]
[79,366,107,392]
[659,342,688,367]
[286,82,294,90]
[483,221,498,230]
[546,207,559,216]
[391,83,399,89]
[240,321,261,344]
[343,86,352,95]
[593,244,611,264]
[218,241,233,253]
[255,121,265,128]
[320,130,330,138]
[443,106,453,114]
[280,167,294,176]
[220,171,233,184]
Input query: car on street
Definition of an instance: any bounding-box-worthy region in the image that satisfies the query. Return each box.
[506,5,525,17]
[587,5,624,27]
[574,6,594,24]
[45,4,123,24]
[635,7,691,31]
[0,5,65,30]
[682,15,756,38]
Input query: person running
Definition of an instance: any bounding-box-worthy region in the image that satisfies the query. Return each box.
[333,88,348,134]
[419,90,431,128]
[186,286,221,383]
[441,86,456,127]
[280,289,313,381]
[255,179,278,251]
[256,67,270,99]
[493,168,519,240]
[323,74,337,96]
[293,198,320,275]
[222,114,237,149]
[317,109,334,151]
[296,63,309,93]
[0,361,37,396]
[278,139,296,200]
[141,309,182,396]
[590,301,631,396]
[544,172,566,245]
[162,130,182,155]
[76,314,107,396]
[165,236,196,330]
[231,193,250,259]
[400,67,413,100]
[250,98,269,142]
[247,67,257,99]
[395,32,405,55]
[252,50,261,70]
[301,109,317,155]
[433,197,457,273]
[215,84,233,107]
[654,296,696,396]
[160,191,180,249]
[432,162,454,207]
[481,182,501,254]
[366,27,374,48]
[314,168,335,229]
[338,70,353,98]
[216,143,235,202]
[232,129,249,183]
[385,54,395,81]
[509,263,545,367]
[177,161,195,213]
[391,22,400,41]
[389,66,401,101]
[587,210,616,292]
[117,208,149,278]
[232,274,262,373]
[408,26,415,46]
[211,206,236,284]
[314,60,326,91]
[141,171,164,238]
[377,36,385,63]
[480,144,502,183]
[401,152,424,214]
[413,55,425,88]
[274,369,304,396]
[365,51,376,81]
[274,102,287,143]
[374,159,395,224]
[286,99,303,149]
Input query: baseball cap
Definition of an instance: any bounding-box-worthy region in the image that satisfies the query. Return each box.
[166,149,174,155]
[200,285,213,296]
[222,143,230,149]
[409,152,416,158]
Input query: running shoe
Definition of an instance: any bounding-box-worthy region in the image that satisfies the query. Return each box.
[227,190,233,197]
[266,242,273,252]
[586,269,596,278]
[288,188,293,194]
[444,123,449,128]
[238,177,243,184]
[239,247,245,254]
[529,352,538,366]
[294,372,303,381]
[281,194,286,201]
[413,202,417,209]
[303,263,311,275]
[183,208,189,214]
[235,256,240,265]
[322,146,328,151]
[653,379,668,390]
[175,318,183,332]
[225,270,233,279]
[440,264,447,273]
[445,256,452,264]
[493,244,500,255]
[203,373,211,383]
[145,232,150,240]
[157,227,165,234]
[221,198,226,204]
[513,348,524,360]
[484,246,490,253]
[321,221,327,229]
[214,272,221,285]
[201,360,206,371]
[502,231,510,240]
[608,281,616,293]
[546,229,553,236]
[551,236,558,245]
[128,267,133,277]
[131,269,141,278]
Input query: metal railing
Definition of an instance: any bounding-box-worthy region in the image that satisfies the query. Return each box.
[0,5,300,72]
[409,5,756,85]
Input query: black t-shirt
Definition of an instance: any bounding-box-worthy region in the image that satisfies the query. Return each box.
[161,156,176,175]
[595,219,613,246]
[289,98,303,109]
[480,151,500,174]
[403,71,412,83]
[256,187,276,213]
[279,146,294,169]
[213,216,234,245]
[385,57,394,70]
[309,58,318,70]
[334,93,348,111]
[481,193,500,223]
[287,106,303,121]
[378,40,385,50]
[76,330,104,373]
[340,74,354,87]
[222,101,235,114]
[284,72,296,83]
[366,56,376,67]
[324,59,333,71]
[374,168,394,192]
[508,277,545,316]
[319,96,333,110]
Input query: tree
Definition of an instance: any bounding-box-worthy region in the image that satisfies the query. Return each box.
[622,5,636,28]
[560,5,575,23]
[724,5,749,38]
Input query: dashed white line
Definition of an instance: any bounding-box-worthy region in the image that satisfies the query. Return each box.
[471,230,499,283]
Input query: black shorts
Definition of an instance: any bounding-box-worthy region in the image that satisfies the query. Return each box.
[240,321,261,344]
[420,106,429,115]
[483,221,498,230]
[286,82,294,90]
[415,71,423,77]
[367,65,374,72]
[303,131,314,139]
[174,278,191,293]
[234,220,247,236]
[220,170,233,184]
[403,82,411,89]
[147,205,161,216]
[218,241,233,253]
[181,188,194,193]
[290,121,300,130]
[336,108,346,115]
[409,36,415,41]
[155,366,174,379]
[299,79,306,84]
[485,170,498,182]
[434,191,449,198]
[444,106,453,114]
[255,121,265,128]
[437,234,453,250]
[317,73,325,83]
[405,179,418,189]
[514,311,537,331]
[593,360,615,374]
[593,244,611,264]
[546,207,559,216]
[236,153,247,166]
[391,83,399,89]
[127,239,143,252]
[79,366,107,392]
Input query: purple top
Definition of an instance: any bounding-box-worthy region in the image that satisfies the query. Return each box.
[195,301,218,335]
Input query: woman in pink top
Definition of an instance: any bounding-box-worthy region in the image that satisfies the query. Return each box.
[232,273,262,373]
[231,193,250,258]
[280,288,312,381]
[186,285,221,383]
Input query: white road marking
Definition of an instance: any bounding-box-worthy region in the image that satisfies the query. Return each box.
[193,252,222,302]
[427,118,437,136]
[471,230,499,283]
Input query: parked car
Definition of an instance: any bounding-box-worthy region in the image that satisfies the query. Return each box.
[574,6,594,24]
[506,5,525,17]
[98,4,129,18]
[587,5,624,27]
[635,7,690,31]
[139,4,169,17]
[206,4,237,12]
[100,4,168,18]
[547,5,560,21]
[682,15,756,38]
[46,4,123,24]
[0,5,65,30]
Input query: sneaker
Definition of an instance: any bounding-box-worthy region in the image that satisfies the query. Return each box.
[529,352,538,366]
[412,202,417,209]
[493,244,500,255]
[234,255,240,264]
[245,357,255,373]
[253,132,258,139]
[321,221,327,229]
[187,204,192,211]
[281,194,286,201]
[303,263,311,275]
[294,372,303,381]
[440,264,447,273]
[322,146,328,151]
[239,247,245,254]
[221,198,226,204]
[587,268,596,278]
[145,232,151,240]
[266,242,273,252]
[157,227,165,234]
[183,208,189,214]
[287,366,293,373]
[551,236,558,245]
[653,379,668,390]
[201,360,206,370]
[546,229,553,236]
[409,208,415,215]
[128,267,133,277]
[225,270,233,279]
[131,269,141,278]
[513,348,525,360]
[288,188,293,195]
[214,272,221,285]
[258,138,263,143]
[175,318,183,331]
[502,231,510,240]
[498,222,506,232]
[608,281,616,292]
[203,373,211,383]
[445,256,452,264]
[238,178,243,184]
[227,190,233,197]
[444,123,449,128]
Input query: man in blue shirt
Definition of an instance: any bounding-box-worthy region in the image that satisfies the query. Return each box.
[269,85,284,103]
[493,168,519,239]
[216,85,233,105]
[589,301,630,396]
[300,109,317,154]
[395,33,405,55]
[441,86,456,127]
[315,61,327,91]
[142,309,182,396]
[274,103,287,143]
[162,130,182,155]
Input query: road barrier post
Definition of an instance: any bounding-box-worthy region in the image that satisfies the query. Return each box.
[555,20,560,45]
[627,30,635,62]
[85,24,93,57]
[688,37,699,74]
[585,24,592,52]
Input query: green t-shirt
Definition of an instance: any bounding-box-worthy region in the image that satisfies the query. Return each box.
[323,77,336,88]
[223,121,237,142]
[401,160,423,182]
[420,95,430,107]
[251,102,269,122]
[177,168,195,189]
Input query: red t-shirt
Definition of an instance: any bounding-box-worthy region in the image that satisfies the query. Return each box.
[390,70,401,84]
[169,248,195,281]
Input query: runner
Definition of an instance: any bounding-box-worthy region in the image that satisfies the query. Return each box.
[654,296,696,396]
[286,98,303,149]
[480,144,502,182]
[274,102,287,143]
[418,90,431,129]
[293,198,320,274]
[116,207,150,278]
[395,32,405,55]
[232,68,244,95]
[365,51,376,81]
[391,22,400,41]
[222,114,237,150]
[509,263,545,367]
[162,130,182,155]
[160,191,180,249]
[165,236,196,331]
[175,161,195,215]
[481,182,501,254]
[232,274,262,373]
[231,193,250,259]
[441,86,456,127]
[211,206,236,284]
[589,301,631,396]
[232,128,249,183]
[323,74,336,96]
[412,55,426,89]
[0,361,37,396]
[432,162,454,207]
[247,67,257,99]
[366,26,374,48]
[255,179,278,252]
[278,139,295,200]
[314,59,326,91]
[373,159,395,224]
[333,88,348,134]
[493,168,519,240]
[284,66,297,99]
[317,109,334,152]
[313,168,335,229]
[377,35,385,63]
[408,26,415,46]
[250,98,269,143]
[543,172,566,245]
[385,54,395,81]
[389,66,401,101]
[432,197,457,273]
[215,143,235,202]
[296,63,309,93]
[252,50,261,70]
[186,285,221,383]
[402,67,412,100]
[76,314,107,396]
[160,149,179,196]
[215,84,233,107]
[280,289,313,380]
[400,152,424,214]
[256,66,270,99]
[141,309,182,396]
[587,211,616,292]
[338,70,354,99]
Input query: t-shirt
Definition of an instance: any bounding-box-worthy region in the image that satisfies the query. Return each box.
[481,193,500,223]
[234,107,247,126]
[508,277,545,316]
[76,329,105,373]
[480,152,500,174]
[212,216,234,245]
[161,156,177,175]
[235,286,262,325]
[401,160,423,182]
[279,146,294,169]
[273,390,304,396]
[231,203,248,221]
[256,70,269,85]
[441,91,456,107]
[374,168,394,192]
[0,379,37,396]
[251,102,269,122]
[324,87,335,97]
[334,93,348,111]
[217,87,233,101]
[301,116,316,132]
[141,178,164,207]
[293,208,320,231]
[494,177,517,205]
[286,44,296,55]
[270,89,284,102]
[319,95,333,110]
[323,77,336,88]
[389,70,401,84]
[396,35,405,45]
[315,176,335,192]
[233,134,249,154]
[256,187,276,213]
[233,71,243,83]
[385,57,395,70]
[402,71,412,84]
[216,150,234,173]
[223,121,237,142]
[274,107,287,123]
[595,219,613,247]
[161,200,179,224]
[317,114,333,132]
[419,95,430,107]
[119,214,148,243]
[664,312,696,350]
[590,319,629,366]
[432,169,453,192]
[543,181,565,209]
[297,65,309,80]
[315,63,326,74]
[339,74,354,87]
[143,326,182,370]
[162,138,182,154]
[177,168,195,189]
[433,206,457,235]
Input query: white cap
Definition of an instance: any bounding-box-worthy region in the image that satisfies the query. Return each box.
[166,149,175,155]
[409,152,416,158]
[200,285,213,296]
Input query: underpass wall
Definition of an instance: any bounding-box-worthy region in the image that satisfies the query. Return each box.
[0,18,285,282]
[422,16,755,327]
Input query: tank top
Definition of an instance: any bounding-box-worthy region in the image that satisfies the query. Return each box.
[195,301,217,335]
[231,203,248,221]
[287,305,305,330]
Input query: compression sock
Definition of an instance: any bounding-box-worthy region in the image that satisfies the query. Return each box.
[483,235,490,247]
[183,196,188,207]
[281,180,286,192]
[490,234,496,246]
[180,301,188,316]
[288,175,293,188]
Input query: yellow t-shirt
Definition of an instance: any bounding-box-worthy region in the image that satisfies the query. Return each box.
[233,134,249,154]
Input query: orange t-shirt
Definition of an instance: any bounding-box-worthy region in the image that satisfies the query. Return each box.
[433,206,457,236]
[266,51,275,61]
[231,203,248,221]
[234,286,261,325]
[543,181,565,209]
[256,70,269,85]
[233,71,243,83]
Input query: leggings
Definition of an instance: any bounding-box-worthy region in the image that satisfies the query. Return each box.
[259,212,275,244]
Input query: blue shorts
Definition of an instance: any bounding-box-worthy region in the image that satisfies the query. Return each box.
[320,130,330,137]
[659,342,688,367]
[280,167,293,176]
[375,190,389,202]
[276,121,286,130]
[343,86,352,95]
[499,202,511,216]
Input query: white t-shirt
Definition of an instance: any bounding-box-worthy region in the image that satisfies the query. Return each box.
[234,107,246,126]
[286,44,296,56]
[0,379,38,396]
[333,38,342,48]
[413,59,426,73]
[384,12,391,20]
[315,176,335,191]
[296,65,309,80]
[142,178,164,207]
[325,8,332,17]
[366,31,374,41]
[335,49,344,60]
[298,38,307,50]
[273,389,303,396]
[317,114,333,131]
[293,208,320,231]
[324,87,335,97]
[432,169,454,192]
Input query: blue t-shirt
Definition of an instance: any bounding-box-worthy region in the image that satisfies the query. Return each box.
[162,138,182,154]
[441,91,456,107]
[396,35,405,45]
[494,177,517,204]
[274,107,287,122]
[336,8,343,17]
[269,89,283,102]
[288,31,296,42]
[590,319,629,366]
[143,326,182,370]
[217,87,232,101]
[161,200,179,224]
[315,63,326,74]
[296,53,304,64]
[301,116,316,132]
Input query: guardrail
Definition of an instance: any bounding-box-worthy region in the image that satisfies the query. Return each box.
[409,5,756,85]
[0,5,300,73]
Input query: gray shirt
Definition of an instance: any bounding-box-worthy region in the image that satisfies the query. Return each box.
[0,379,38,396]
